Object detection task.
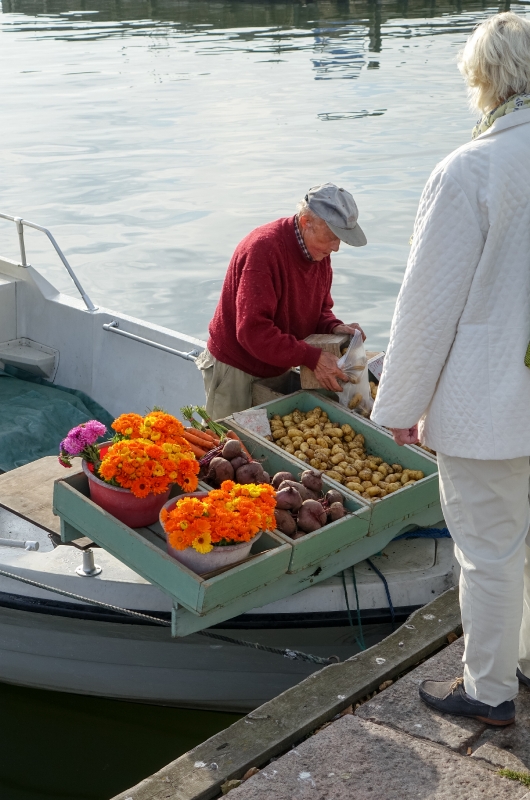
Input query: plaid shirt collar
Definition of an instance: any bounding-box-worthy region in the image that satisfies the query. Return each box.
[294,215,314,261]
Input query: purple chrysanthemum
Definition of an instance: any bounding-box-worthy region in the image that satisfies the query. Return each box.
[60,421,107,456]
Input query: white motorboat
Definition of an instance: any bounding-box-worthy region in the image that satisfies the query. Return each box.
[0,213,455,712]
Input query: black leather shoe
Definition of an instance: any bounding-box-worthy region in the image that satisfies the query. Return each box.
[517,668,530,689]
[419,677,515,726]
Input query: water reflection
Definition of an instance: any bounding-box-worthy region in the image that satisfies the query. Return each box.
[0,0,524,350]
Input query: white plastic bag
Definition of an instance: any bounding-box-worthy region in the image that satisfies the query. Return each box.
[337,331,373,416]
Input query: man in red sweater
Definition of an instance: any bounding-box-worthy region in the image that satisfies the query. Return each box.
[196,183,367,419]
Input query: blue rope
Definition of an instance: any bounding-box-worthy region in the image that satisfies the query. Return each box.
[366,558,396,630]
[341,568,366,650]
[351,565,366,650]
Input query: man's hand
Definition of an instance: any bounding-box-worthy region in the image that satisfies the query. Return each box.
[390,426,420,446]
[313,351,348,392]
[333,323,366,341]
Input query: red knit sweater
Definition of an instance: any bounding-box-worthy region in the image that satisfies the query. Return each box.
[208,216,343,379]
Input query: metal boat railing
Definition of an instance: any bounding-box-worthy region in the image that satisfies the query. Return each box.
[0,212,201,362]
[102,320,199,362]
[0,212,98,312]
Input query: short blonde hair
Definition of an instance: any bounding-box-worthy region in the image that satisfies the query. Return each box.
[458,12,530,113]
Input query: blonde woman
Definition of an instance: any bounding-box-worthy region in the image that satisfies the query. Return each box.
[372,12,530,725]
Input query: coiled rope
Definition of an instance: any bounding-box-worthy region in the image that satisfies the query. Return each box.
[0,566,336,666]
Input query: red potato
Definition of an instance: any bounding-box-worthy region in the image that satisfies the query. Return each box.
[325,489,344,506]
[297,499,327,533]
[300,469,323,495]
[222,439,243,460]
[278,480,314,502]
[275,486,303,512]
[328,502,346,522]
[272,471,296,489]
[207,457,234,485]
[235,461,266,485]
[274,509,297,536]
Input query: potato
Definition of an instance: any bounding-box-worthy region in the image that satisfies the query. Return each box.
[325,470,344,483]
[287,428,303,438]
[365,485,382,497]
[346,481,363,492]
[378,464,389,477]
[386,482,401,493]
[391,464,403,474]
[400,470,411,484]
[358,469,372,481]
[349,392,362,410]
[330,454,344,466]
[403,480,417,487]
[408,470,425,481]
[271,429,285,440]
[343,435,353,443]
[353,459,365,471]
[294,451,309,462]
[285,444,295,454]
[361,480,373,489]
[344,467,357,478]
[371,472,383,485]
[354,434,365,445]
[328,428,343,438]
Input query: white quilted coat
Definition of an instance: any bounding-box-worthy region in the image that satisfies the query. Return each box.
[371,108,530,459]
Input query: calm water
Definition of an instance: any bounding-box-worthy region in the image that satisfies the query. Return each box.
[0,1,524,797]
[2,0,526,351]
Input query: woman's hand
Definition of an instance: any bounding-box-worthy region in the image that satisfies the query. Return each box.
[390,425,420,446]
[333,323,366,341]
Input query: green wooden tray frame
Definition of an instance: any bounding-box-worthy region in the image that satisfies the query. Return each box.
[213,425,371,574]
[53,472,292,616]
[228,390,442,539]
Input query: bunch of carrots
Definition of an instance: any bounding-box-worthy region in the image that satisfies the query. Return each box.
[180,405,250,460]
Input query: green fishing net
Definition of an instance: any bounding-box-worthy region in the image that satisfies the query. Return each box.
[0,370,113,472]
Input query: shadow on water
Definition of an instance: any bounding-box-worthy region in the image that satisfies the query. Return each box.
[0,680,239,800]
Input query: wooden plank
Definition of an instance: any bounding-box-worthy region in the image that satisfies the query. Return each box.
[0,456,82,533]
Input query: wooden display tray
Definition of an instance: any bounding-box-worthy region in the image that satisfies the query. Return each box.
[212,426,371,574]
[53,473,291,618]
[227,390,442,539]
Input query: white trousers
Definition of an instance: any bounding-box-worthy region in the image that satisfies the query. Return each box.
[438,453,530,705]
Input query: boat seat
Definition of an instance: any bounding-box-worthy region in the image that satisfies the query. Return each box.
[0,338,58,380]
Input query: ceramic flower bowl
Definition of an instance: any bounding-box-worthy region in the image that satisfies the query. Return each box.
[82,461,171,528]
[160,493,261,575]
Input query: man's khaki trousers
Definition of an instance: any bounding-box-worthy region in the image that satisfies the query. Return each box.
[196,347,257,421]
[438,452,530,706]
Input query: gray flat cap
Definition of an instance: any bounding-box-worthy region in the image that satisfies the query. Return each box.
[306,182,367,247]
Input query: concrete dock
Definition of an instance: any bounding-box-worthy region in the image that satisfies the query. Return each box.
[229,637,530,799]
[113,588,530,799]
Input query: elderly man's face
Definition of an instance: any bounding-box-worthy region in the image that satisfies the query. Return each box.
[299,213,341,261]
